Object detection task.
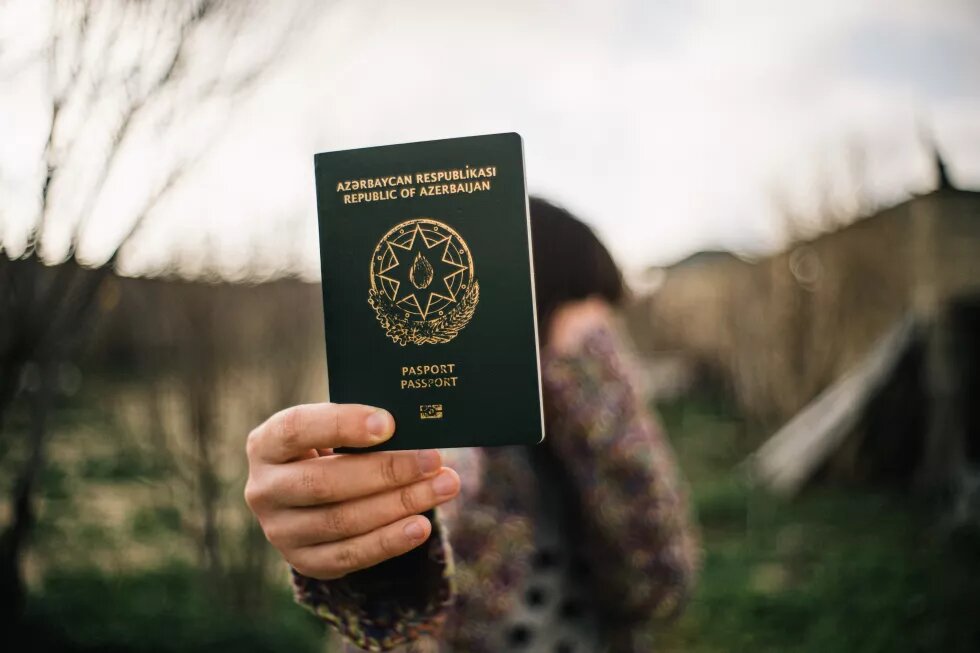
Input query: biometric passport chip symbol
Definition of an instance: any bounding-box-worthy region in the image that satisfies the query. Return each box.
[419,404,443,419]
[368,217,480,346]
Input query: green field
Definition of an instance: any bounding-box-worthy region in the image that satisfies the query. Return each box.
[15,395,980,652]
[655,399,980,653]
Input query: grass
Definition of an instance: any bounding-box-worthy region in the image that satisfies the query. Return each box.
[23,566,325,653]
[16,393,980,651]
[655,398,980,653]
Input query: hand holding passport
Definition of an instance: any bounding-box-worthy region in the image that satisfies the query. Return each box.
[244,134,546,579]
[244,402,461,579]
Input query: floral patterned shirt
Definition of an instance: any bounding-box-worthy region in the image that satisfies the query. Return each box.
[290,324,701,652]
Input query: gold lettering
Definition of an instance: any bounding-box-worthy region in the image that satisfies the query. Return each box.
[398,362,460,390]
[338,167,496,202]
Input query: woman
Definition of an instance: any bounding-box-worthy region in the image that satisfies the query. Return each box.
[244,198,700,652]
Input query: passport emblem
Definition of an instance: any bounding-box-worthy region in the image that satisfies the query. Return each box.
[368,218,480,345]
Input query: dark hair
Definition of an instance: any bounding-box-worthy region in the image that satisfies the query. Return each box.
[529,197,625,341]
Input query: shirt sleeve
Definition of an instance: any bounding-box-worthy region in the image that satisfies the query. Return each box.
[289,507,454,652]
[540,323,702,625]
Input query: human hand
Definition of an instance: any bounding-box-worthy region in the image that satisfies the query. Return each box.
[244,403,460,580]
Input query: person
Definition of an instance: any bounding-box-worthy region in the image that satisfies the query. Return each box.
[244,198,700,652]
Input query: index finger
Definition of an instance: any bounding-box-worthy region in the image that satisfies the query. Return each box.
[249,403,394,463]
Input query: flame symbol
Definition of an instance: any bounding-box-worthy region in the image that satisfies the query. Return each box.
[409,251,434,289]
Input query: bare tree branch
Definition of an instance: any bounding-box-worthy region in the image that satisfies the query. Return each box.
[0,1,319,620]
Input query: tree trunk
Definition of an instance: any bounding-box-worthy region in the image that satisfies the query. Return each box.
[0,362,52,625]
[191,388,223,579]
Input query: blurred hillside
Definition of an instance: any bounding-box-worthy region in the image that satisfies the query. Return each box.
[630,180,980,427]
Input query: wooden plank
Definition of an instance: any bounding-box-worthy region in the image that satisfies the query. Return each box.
[749,315,918,496]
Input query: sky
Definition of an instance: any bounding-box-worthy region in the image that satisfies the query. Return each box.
[2,0,979,279]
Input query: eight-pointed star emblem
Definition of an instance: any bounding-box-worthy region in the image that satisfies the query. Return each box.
[375,221,468,320]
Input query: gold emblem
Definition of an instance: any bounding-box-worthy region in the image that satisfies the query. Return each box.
[369,218,479,345]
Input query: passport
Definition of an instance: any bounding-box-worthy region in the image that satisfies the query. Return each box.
[314,133,545,451]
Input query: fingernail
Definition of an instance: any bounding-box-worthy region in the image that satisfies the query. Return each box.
[432,470,458,497]
[417,449,440,475]
[404,519,426,541]
[365,410,393,440]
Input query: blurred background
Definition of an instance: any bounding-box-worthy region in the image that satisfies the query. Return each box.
[1,1,979,651]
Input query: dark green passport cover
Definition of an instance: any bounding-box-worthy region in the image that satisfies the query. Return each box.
[314,133,545,451]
